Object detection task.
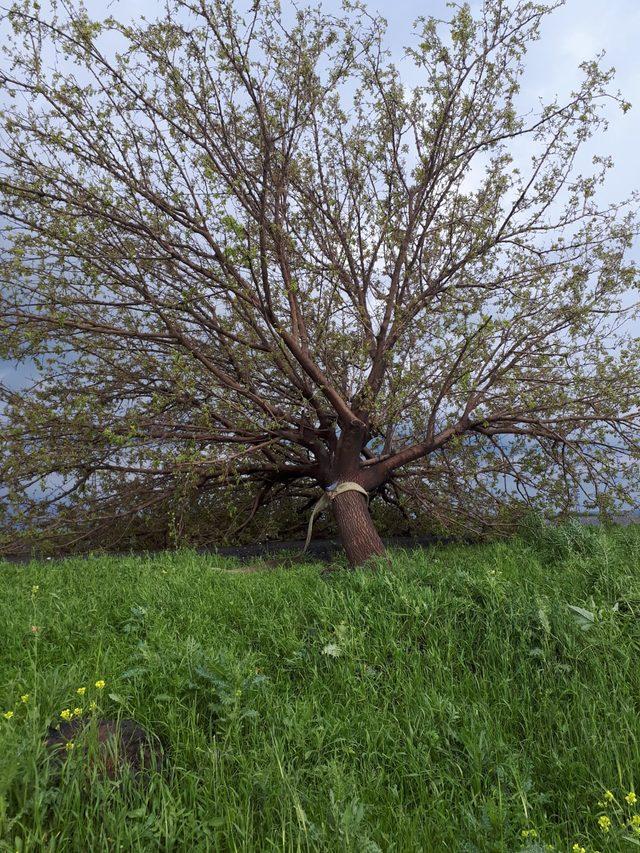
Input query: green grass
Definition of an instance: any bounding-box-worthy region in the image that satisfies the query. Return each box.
[1,525,640,851]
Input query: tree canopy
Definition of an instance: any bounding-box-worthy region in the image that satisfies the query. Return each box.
[1,0,639,562]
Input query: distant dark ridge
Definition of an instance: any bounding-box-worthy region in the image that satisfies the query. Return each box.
[2,534,460,565]
[209,535,465,562]
[3,514,639,565]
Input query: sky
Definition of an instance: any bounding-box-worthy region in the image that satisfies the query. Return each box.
[88,0,640,199]
[1,0,639,390]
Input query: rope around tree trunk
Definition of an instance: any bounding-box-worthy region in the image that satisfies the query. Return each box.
[302,482,369,553]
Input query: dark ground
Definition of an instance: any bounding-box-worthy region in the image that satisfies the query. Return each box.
[2,535,456,564]
[3,512,639,565]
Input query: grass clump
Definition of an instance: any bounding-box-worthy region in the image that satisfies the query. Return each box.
[1,525,640,851]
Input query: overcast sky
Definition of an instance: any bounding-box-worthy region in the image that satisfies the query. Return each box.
[1,0,639,389]
[92,0,640,196]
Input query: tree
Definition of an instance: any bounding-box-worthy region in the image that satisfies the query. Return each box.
[1,0,639,565]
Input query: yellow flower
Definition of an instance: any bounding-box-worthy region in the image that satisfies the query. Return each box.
[64,741,74,751]
[60,708,73,721]
[630,814,640,829]
[3,710,14,720]
[76,687,86,696]
[95,680,106,690]
[73,707,83,718]
[20,694,29,703]
[598,815,611,832]
[521,829,538,839]
[572,845,586,853]
[89,700,98,712]
[626,791,637,805]
[603,790,614,803]
[31,585,39,594]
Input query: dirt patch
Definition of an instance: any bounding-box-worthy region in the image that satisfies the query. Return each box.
[225,561,278,574]
[45,718,165,782]
[3,535,461,565]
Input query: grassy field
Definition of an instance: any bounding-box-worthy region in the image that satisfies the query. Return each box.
[1,523,640,852]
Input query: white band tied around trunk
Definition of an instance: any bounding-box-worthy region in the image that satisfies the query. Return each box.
[303,481,369,553]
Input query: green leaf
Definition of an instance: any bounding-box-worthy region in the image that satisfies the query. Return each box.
[567,604,595,630]
[120,667,147,679]
[127,806,147,819]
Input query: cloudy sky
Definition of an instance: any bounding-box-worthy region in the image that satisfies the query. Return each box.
[1,0,639,390]
[90,0,640,197]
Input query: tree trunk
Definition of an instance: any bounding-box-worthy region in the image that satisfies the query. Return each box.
[331,488,386,567]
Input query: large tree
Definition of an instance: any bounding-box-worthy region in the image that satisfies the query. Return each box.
[1,0,639,564]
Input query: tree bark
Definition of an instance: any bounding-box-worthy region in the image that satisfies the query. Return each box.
[331,488,386,567]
